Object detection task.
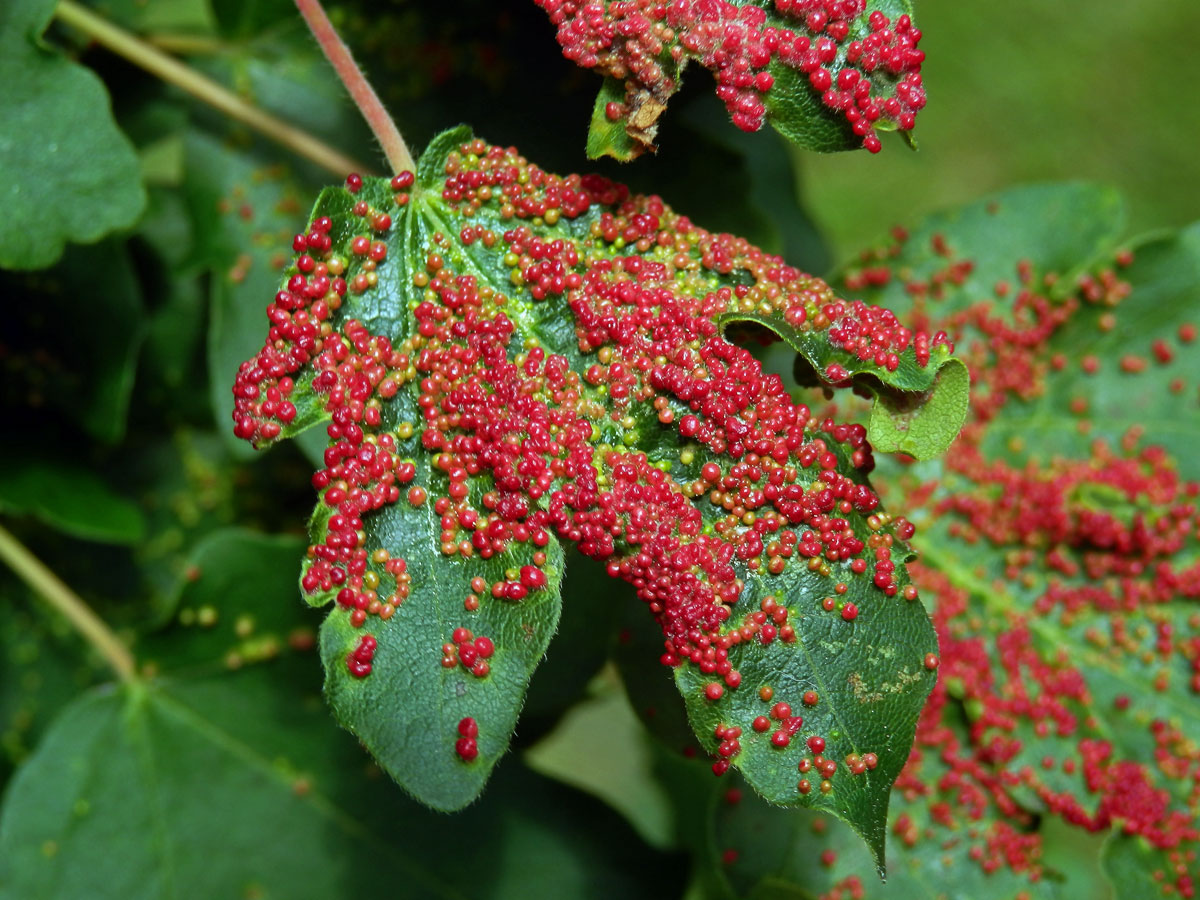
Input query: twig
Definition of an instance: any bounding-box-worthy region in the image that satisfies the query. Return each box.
[293,0,415,174]
[0,525,137,684]
[54,0,371,177]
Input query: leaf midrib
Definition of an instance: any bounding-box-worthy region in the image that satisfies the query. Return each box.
[129,690,179,900]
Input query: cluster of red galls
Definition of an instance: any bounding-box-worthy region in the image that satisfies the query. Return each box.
[441,627,496,679]
[872,238,1200,892]
[537,0,925,152]
[234,136,942,774]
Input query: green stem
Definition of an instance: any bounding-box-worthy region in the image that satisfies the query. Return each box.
[145,34,227,56]
[53,0,371,178]
[293,0,415,174]
[0,525,137,684]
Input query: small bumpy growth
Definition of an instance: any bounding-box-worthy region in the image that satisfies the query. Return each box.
[833,208,1200,893]
[232,129,948,824]
[536,0,925,153]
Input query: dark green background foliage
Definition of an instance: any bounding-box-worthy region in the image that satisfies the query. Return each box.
[0,0,1197,898]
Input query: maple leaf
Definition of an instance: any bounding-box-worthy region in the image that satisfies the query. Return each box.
[536,0,925,159]
[231,127,963,862]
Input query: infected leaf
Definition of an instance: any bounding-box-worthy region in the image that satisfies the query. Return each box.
[828,192,1200,896]
[230,128,950,850]
[536,0,925,158]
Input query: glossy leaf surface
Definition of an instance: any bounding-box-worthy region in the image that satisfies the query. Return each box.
[230,128,952,845]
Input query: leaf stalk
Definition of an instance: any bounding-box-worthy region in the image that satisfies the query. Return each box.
[293,0,415,174]
[0,524,137,684]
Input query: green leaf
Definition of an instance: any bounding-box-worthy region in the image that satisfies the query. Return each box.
[0,0,145,270]
[114,432,243,619]
[831,192,1200,891]
[672,524,936,869]
[0,671,683,900]
[0,582,105,782]
[911,226,1200,890]
[1102,832,1180,900]
[538,0,925,156]
[764,0,917,155]
[978,221,1200,470]
[140,528,312,672]
[1,538,680,899]
[704,769,1102,899]
[658,752,1107,900]
[231,128,944,844]
[172,13,379,446]
[866,356,969,459]
[0,448,145,544]
[134,189,206,401]
[833,182,1128,321]
[762,59,857,154]
[719,306,966,460]
[416,125,473,186]
[524,677,677,849]
[316,462,566,811]
[184,131,311,454]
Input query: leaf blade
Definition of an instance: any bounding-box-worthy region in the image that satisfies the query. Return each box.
[231,129,946,845]
[0,0,146,270]
[826,190,1200,893]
